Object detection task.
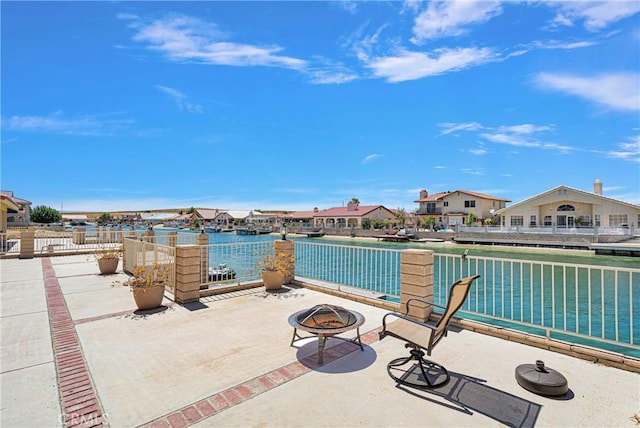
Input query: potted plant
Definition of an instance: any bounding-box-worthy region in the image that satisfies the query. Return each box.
[121,262,170,310]
[94,245,123,275]
[257,248,295,291]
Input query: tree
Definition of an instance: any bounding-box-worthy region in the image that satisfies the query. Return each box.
[361,218,372,230]
[465,212,476,226]
[394,208,407,228]
[351,197,360,204]
[30,205,61,224]
[420,216,436,231]
[96,212,113,225]
[187,207,195,214]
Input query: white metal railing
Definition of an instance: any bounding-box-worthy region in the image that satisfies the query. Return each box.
[459,225,635,236]
[123,238,176,293]
[294,241,402,299]
[199,241,272,286]
[433,253,639,353]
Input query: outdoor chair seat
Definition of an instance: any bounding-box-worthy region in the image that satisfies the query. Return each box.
[379,275,480,389]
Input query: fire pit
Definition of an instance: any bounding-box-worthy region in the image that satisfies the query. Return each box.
[288,304,365,365]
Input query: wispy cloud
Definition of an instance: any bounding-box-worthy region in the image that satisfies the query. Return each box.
[607,135,640,163]
[125,14,307,70]
[365,47,496,82]
[156,85,203,113]
[410,0,503,43]
[2,112,133,136]
[438,121,483,136]
[362,153,381,163]
[546,1,640,31]
[461,167,485,176]
[534,72,640,111]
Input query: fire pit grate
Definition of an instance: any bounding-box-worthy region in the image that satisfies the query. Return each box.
[297,304,357,330]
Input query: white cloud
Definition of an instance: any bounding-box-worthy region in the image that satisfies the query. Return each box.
[548,1,640,31]
[130,14,307,70]
[156,85,203,113]
[534,72,640,111]
[607,135,640,163]
[362,153,381,163]
[437,122,483,136]
[497,124,554,135]
[411,0,503,42]
[367,47,496,82]
[2,113,133,136]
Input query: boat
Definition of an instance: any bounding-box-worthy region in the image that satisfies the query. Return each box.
[236,227,257,235]
[304,230,325,238]
[205,226,222,233]
[208,263,236,282]
[256,226,273,234]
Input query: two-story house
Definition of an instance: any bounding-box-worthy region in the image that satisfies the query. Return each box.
[415,189,510,227]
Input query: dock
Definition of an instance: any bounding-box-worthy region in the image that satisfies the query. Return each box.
[375,235,411,242]
[589,242,640,257]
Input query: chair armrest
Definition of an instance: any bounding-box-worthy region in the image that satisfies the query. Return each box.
[381,311,437,333]
[404,297,446,316]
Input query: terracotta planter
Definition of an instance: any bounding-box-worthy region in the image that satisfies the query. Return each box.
[262,270,284,291]
[97,258,119,275]
[132,285,165,311]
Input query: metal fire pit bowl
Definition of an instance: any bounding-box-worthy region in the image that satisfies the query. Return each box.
[288,304,365,365]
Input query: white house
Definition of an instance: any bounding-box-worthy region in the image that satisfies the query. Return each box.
[495,180,640,228]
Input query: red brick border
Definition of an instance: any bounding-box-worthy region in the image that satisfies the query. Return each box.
[142,327,383,427]
[42,258,105,427]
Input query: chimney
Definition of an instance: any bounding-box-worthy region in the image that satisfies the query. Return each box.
[347,201,358,211]
[594,179,603,196]
[420,189,428,199]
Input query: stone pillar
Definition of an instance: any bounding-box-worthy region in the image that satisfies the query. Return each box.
[19,230,35,259]
[167,231,178,247]
[196,232,209,282]
[72,227,86,245]
[274,239,295,284]
[400,249,434,321]
[143,229,155,243]
[174,245,201,304]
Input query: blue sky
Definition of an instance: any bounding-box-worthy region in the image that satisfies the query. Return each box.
[2,1,639,213]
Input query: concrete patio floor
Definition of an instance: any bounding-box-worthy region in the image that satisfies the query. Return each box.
[1,255,638,427]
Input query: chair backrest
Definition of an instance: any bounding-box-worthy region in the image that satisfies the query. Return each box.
[429,275,480,349]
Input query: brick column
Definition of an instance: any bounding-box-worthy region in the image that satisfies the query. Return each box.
[167,231,178,247]
[274,239,295,284]
[72,227,86,245]
[196,232,209,282]
[143,229,155,243]
[19,230,35,259]
[400,249,434,321]
[174,245,201,304]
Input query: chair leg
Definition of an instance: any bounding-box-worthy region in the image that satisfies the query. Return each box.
[387,348,450,389]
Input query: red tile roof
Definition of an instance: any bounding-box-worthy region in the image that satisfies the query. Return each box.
[313,205,387,217]
[415,190,510,202]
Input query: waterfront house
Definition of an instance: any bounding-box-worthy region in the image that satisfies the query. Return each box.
[0,191,31,228]
[414,189,510,227]
[312,201,395,228]
[496,180,640,228]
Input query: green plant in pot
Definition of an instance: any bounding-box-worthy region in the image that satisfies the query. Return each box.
[94,245,123,275]
[257,248,295,291]
[121,263,170,310]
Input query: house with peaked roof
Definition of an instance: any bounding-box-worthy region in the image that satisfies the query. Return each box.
[0,191,31,228]
[312,201,394,228]
[495,180,640,229]
[414,189,510,227]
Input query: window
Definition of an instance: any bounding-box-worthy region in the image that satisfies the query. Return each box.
[443,201,449,207]
[544,216,552,226]
[557,204,575,211]
[530,215,537,226]
[594,214,600,227]
[464,200,476,208]
[609,214,628,227]
[426,202,436,214]
[511,216,524,226]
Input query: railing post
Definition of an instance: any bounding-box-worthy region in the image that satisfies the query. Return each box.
[143,228,155,243]
[196,232,209,283]
[19,229,35,259]
[174,245,201,304]
[167,231,178,247]
[274,239,295,284]
[72,227,86,245]
[400,249,434,321]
